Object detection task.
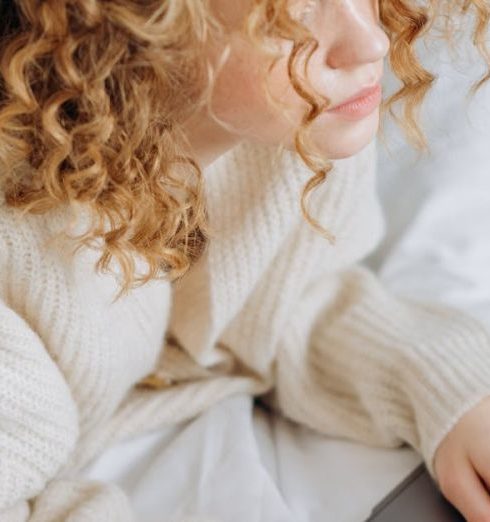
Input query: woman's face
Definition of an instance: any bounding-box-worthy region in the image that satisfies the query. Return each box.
[181,0,390,167]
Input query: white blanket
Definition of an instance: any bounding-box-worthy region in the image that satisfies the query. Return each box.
[82,29,490,522]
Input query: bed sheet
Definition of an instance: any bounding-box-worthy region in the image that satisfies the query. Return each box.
[82,394,422,522]
[81,27,490,522]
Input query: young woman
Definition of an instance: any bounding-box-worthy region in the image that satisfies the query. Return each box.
[1,1,490,520]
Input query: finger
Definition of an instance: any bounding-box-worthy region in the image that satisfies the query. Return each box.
[469,452,490,495]
[439,456,490,522]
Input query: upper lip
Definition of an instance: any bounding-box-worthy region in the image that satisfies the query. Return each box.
[327,82,381,110]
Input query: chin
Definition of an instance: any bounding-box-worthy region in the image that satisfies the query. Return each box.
[324,142,372,160]
[278,110,379,161]
[311,112,380,160]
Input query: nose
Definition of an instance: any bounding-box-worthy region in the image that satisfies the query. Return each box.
[325,1,390,69]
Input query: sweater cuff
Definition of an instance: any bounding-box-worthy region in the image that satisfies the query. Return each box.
[316,265,490,483]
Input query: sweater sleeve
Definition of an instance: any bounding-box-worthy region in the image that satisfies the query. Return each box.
[262,263,490,486]
[0,296,79,512]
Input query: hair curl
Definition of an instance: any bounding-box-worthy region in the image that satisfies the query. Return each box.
[0,0,488,300]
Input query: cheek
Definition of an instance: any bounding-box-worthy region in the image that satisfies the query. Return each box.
[208,37,380,158]
[209,39,309,142]
[211,60,265,126]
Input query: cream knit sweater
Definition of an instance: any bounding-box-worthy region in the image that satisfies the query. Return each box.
[1,139,490,521]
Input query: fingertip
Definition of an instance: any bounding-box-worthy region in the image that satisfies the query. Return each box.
[439,458,490,522]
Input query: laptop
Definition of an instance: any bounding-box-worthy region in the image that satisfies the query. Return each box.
[365,462,465,521]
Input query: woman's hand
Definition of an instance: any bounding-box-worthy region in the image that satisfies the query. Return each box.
[434,395,490,522]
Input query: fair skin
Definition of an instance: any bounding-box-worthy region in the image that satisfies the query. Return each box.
[181,0,387,167]
[182,1,490,521]
[434,396,490,522]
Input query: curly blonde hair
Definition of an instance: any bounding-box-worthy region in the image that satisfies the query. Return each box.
[0,0,488,300]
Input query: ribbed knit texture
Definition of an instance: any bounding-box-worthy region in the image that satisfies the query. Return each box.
[1,139,490,521]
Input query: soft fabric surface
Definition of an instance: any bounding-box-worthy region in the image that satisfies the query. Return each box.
[82,28,490,522]
[83,394,422,522]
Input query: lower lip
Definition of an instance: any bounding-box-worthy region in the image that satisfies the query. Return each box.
[326,84,382,120]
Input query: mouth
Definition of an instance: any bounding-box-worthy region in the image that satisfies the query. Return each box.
[329,82,381,110]
[325,83,382,120]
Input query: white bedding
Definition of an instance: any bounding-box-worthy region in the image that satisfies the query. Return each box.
[81,29,490,522]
